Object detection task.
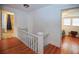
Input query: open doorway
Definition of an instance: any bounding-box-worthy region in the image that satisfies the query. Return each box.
[61,8,79,54]
[2,10,14,39]
[6,14,14,32]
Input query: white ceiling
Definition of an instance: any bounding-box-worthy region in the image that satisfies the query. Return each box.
[62,8,79,17]
[3,4,51,12]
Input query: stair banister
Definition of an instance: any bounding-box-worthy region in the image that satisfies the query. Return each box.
[37,32,44,54]
[18,28,44,54]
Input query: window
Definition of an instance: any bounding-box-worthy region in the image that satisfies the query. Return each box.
[63,18,71,25]
[63,17,79,26]
[72,18,79,26]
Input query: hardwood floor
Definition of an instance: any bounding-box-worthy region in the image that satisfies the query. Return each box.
[0,37,60,54]
[0,36,79,54]
[61,36,79,54]
[44,36,79,54]
[0,37,35,54]
[44,44,60,54]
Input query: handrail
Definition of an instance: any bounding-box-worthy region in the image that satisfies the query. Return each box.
[18,28,38,38]
[20,30,38,38]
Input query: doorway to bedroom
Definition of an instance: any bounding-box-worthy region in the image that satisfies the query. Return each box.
[61,8,79,54]
[2,10,15,39]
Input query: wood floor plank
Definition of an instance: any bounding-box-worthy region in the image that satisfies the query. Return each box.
[61,36,79,54]
[44,44,60,54]
[0,37,35,54]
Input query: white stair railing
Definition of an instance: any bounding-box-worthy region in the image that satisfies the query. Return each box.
[18,29,43,54]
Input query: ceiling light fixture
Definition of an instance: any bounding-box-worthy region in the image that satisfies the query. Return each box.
[23,4,29,8]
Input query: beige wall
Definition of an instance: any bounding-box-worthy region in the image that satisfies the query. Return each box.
[0,8,1,39]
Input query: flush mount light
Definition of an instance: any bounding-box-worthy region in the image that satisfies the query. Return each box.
[23,4,29,8]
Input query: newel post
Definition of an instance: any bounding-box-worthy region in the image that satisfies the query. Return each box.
[37,32,44,54]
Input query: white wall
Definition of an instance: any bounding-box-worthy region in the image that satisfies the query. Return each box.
[62,8,79,37]
[29,4,79,47]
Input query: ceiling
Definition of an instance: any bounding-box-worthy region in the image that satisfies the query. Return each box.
[2,4,51,12]
[62,8,79,17]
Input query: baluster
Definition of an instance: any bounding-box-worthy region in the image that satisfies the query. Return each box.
[31,36,34,50]
[30,36,32,49]
[28,35,30,48]
[32,37,34,51]
[33,37,36,52]
[27,33,29,46]
[35,38,38,53]
[31,37,33,49]
[34,37,38,53]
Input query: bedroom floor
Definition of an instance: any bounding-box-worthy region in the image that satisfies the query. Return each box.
[61,36,79,54]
